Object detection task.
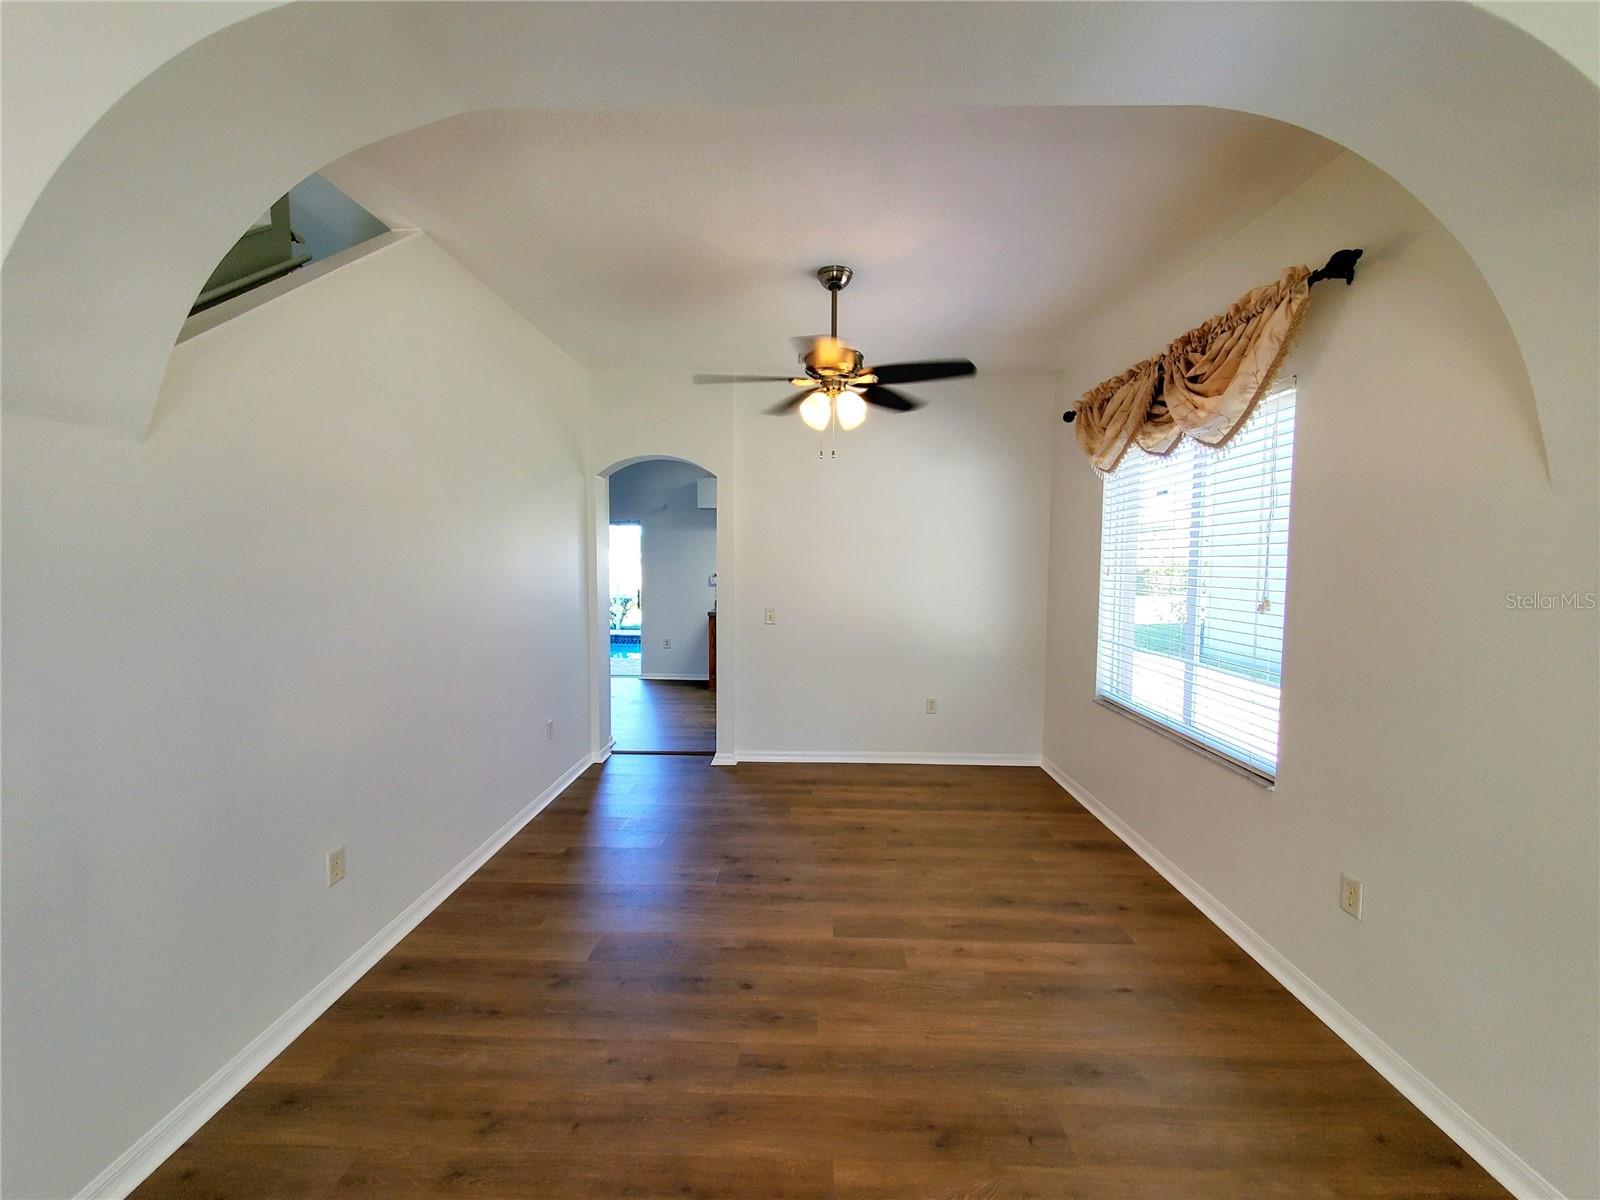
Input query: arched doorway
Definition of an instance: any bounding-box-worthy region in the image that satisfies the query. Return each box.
[592,455,728,761]
[599,457,718,754]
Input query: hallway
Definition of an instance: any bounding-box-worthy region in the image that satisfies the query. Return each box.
[610,677,715,754]
[132,758,1504,1200]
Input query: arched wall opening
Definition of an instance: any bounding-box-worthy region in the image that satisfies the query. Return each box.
[2,2,1593,490]
[591,455,729,760]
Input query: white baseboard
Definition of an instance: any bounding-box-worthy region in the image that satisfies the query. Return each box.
[1038,758,1563,1200]
[735,750,1042,767]
[77,753,593,1200]
[639,673,709,682]
[592,738,615,764]
[710,752,737,766]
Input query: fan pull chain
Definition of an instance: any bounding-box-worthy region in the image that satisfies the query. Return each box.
[818,397,839,460]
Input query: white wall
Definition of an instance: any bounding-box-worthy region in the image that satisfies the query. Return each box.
[735,374,1056,761]
[0,232,594,1200]
[0,0,277,256]
[1479,1,1599,84]
[588,370,1055,763]
[1043,152,1599,1198]
[609,459,716,679]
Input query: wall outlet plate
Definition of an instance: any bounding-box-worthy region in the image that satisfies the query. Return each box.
[327,846,346,888]
[925,698,938,715]
[764,608,776,625]
[546,718,554,742]
[1340,873,1363,919]
[663,638,671,649]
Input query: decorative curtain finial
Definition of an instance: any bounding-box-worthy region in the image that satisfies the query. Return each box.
[1308,248,1363,287]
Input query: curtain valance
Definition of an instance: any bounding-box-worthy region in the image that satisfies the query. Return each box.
[1071,251,1359,473]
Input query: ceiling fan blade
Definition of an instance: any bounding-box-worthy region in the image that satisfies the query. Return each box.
[693,373,795,385]
[861,384,925,413]
[866,359,976,385]
[765,388,818,415]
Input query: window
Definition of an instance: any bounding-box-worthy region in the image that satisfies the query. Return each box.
[1095,387,1296,781]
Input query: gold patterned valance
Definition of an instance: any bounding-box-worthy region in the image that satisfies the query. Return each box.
[1072,251,1360,473]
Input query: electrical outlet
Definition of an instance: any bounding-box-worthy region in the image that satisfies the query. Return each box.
[546,718,554,742]
[1340,873,1363,919]
[663,638,672,650]
[764,608,776,625]
[327,846,346,888]
[925,698,938,715]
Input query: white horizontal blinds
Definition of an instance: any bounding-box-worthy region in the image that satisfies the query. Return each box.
[1096,388,1296,779]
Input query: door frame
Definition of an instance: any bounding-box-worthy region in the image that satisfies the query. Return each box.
[589,455,730,762]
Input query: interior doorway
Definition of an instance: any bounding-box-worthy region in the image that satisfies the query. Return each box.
[603,459,717,755]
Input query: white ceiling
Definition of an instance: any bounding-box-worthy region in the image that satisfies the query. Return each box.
[324,107,1337,375]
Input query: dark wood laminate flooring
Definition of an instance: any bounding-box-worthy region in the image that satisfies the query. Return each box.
[611,677,714,753]
[133,758,1506,1199]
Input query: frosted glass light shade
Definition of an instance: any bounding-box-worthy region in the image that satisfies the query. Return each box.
[799,391,831,431]
[836,389,867,430]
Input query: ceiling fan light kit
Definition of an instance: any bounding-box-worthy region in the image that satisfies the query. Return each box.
[835,389,867,431]
[693,265,977,442]
[799,390,832,432]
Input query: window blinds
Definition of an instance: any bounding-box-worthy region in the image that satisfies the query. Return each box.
[1095,389,1296,781]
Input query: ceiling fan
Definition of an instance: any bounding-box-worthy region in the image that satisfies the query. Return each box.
[693,265,976,432]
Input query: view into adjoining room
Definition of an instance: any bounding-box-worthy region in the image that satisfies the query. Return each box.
[607,521,643,676]
[190,172,388,316]
[606,458,716,754]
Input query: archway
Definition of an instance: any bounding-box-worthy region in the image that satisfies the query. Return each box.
[593,455,731,763]
[3,3,1594,494]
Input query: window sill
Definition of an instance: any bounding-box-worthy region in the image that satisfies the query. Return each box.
[1093,695,1276,789]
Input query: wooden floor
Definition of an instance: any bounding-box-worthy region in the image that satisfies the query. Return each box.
[610,676,715,753]
[134,759,1505,1199]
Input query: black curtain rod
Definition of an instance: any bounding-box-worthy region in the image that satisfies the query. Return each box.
[1062,248,1362,423]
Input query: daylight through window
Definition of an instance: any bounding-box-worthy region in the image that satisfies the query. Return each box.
[1095,388,1296,780]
